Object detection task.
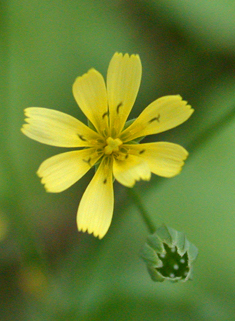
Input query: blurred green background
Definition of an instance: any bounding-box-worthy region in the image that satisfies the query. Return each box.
[1,0,235,320]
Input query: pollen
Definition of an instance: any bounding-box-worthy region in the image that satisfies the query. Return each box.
[104,137,123,155]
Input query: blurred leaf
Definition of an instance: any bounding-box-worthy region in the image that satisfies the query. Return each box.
[148,0,235,53]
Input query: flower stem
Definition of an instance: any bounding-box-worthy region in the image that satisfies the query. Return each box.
[127,104,235,235]
[127,188,156,233]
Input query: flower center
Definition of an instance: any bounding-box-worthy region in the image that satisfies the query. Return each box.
[104,137,123,155]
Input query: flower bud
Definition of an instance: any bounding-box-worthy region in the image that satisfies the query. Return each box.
[140,224,198,282]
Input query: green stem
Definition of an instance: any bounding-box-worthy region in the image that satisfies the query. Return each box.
[128,103,235,234]
[127,188,156,233]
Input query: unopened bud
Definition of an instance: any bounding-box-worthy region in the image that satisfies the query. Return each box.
[140,224,198,282]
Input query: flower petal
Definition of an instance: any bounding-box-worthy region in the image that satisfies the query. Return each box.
[21,108,101,147]
[113,154,151,187]
[120,95,193,142]
[107,52,142,136]
[37,149,101,192]
[72,69,108,135]
[77,157,114,239]
[125,142,188,177]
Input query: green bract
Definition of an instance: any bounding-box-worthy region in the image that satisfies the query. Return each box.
[140,224,198,282]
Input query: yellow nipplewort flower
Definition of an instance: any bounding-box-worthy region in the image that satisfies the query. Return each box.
[21,53,193,239]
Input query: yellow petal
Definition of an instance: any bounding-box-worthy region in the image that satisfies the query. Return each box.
[37,149,101,192]
[72,69,108,135]
[21,108,101,147]
[121,95,193,142]
[125,142,188,177]
[107,53,142,136]
[77,157,114,239]
[113,154,151,187]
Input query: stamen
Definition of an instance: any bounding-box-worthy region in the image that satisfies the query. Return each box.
[116,102,123,114]
[82,157,91,166]
[78,134,87,141]
[102,111,109,119]
[149,114,160,123]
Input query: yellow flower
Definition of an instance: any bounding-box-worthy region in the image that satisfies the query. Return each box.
[21,53,193,239]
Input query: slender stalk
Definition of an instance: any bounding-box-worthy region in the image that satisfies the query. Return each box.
[128,188,156,233]
[128,103,235,234]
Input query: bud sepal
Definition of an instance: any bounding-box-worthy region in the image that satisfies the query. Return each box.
[140,224,198,282]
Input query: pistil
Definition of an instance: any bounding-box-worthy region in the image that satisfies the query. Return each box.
[104,137,123,155]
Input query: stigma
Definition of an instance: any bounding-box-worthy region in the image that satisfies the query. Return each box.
[104,137,123,155]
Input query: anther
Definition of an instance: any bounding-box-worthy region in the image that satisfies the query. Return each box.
[83,157,91,166]
[149,114,160,123]
[78,134,87,141]
[102,111,109,119]
[139,149,146,154]
[116,102,123,114]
